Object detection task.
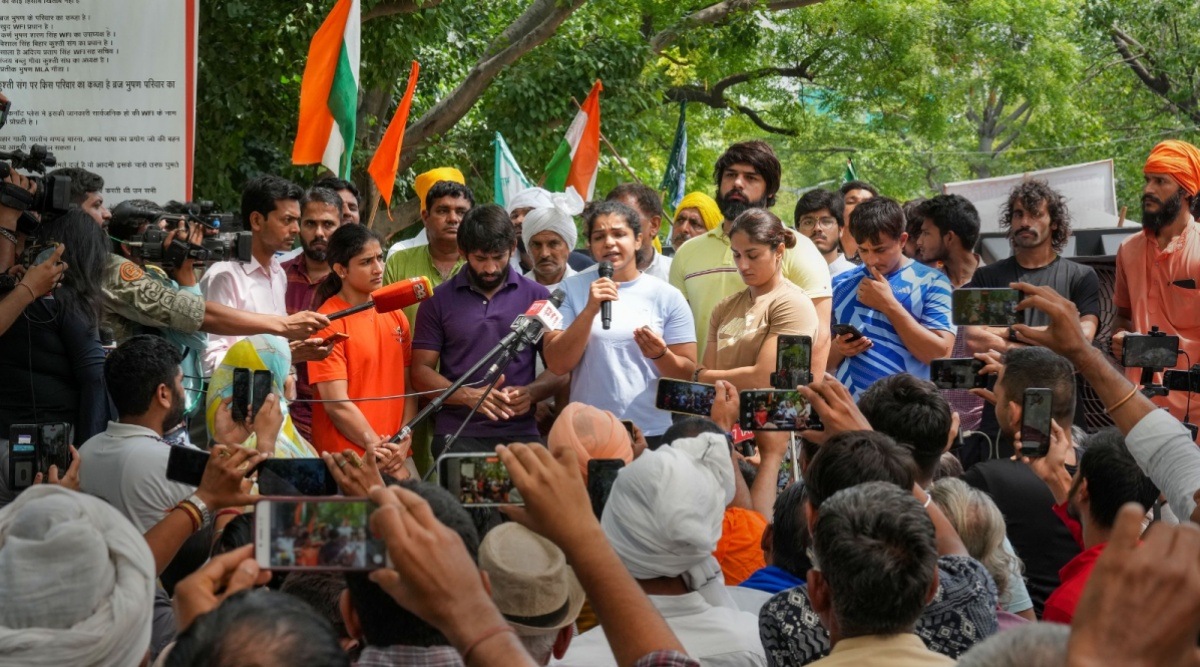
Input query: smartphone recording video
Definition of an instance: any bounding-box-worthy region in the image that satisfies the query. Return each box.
[257,458,339,496]
[739,390,822,432]
[437,453,524,507]
[951,288,1024,326]
[1020,388,1053,458]
[587,458,624,519]
[930,358,987,390]
[774,335,812,388]
[1122,333,1180,368]
[655,378,716,417]
[166,446,210,487]
[254,498,388,571]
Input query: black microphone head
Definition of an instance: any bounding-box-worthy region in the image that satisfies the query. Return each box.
[598,261,614,279]
[549,288,566,307]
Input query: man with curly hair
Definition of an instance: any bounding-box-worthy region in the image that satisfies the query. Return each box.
[964,180,1100,355]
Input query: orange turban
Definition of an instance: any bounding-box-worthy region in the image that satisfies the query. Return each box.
[1144,140,1200,196]
[414,167,465,212]
[548,402,632,482]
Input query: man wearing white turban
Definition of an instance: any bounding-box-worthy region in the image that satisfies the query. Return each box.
[552,433,767,666]
[508,186,558,275]
[522,190,583,291]
[0,485,156,667]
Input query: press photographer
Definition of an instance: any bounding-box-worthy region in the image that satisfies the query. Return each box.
[0,143,72,274]
[103,198,332,442]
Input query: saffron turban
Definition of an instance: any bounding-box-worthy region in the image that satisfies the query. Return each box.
[1144,140,1200,196]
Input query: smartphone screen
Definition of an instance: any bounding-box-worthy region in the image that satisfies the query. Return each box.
[232,368,251,423]
[831,323,864,342]
[1020,388,1053,458]
[251,370,273,421]
[775,335,812,388]
[166,446,210,486]
[437,453,523,507]
[257,458,339,496]
[8,425,38,491]
[655,378,716,417]
[1122,334,1180,368]
[36,422,72,476]
[255,498,388,571]
[951,288,1024,326]
[588,458,624,519]
[620,420,636,441]
[930,358,987,390]
[739,390,823,432]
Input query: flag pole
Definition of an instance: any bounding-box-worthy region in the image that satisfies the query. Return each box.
[571,96,641,184]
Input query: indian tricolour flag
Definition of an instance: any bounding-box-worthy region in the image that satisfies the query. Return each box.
[543,80,602,200]
[292,0,360,179]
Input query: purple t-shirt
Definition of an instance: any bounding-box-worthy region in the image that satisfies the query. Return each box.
[412,270,549,438]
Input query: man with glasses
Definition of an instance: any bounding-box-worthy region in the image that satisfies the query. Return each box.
[795,188,855,277]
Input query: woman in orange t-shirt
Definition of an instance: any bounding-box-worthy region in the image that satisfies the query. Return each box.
[308,225,416,474]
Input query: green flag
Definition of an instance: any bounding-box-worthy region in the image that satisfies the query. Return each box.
[494,132,533,209]
[659,102,688,213]
[842,157,857,184]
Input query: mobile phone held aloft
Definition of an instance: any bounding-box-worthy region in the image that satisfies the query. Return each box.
[437,453,524,507]
[257,458,339,496]
[655,378,716,417]
[739,390,823,432]
[951,288,1024,327]
[588,458,625,519]
[1020,388,1053,458]
[930,358,988,390]
[1122,332,1180,369]
[255,497,389,571]
[774,335,812,388]
[166,446,210,487]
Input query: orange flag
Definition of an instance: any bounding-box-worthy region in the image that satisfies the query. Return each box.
[368,61,421,216]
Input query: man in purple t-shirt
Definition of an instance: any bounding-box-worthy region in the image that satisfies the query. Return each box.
[410,204,566,455]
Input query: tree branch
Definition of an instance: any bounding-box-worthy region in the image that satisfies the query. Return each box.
[394,0,588,174]
[663,62,816,135]
[650,0,825,54]
[1109,24,1200,125]
[363,0,447,22]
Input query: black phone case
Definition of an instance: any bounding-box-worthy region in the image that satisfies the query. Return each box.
[232,368,251,423]
[166,446,210,486]
[251,370,273,421]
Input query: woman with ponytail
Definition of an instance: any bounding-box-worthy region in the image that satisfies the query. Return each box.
[308,225,415,476]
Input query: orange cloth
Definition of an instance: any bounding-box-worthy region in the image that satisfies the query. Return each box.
[714,506,768,585]
[1144,140,1200,195]
[308,295,413,455]
[549,402,633,482]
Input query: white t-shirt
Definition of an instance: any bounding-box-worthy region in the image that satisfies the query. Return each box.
[556,271,694,436]
[828,253,857,277]
[78,421,198,533]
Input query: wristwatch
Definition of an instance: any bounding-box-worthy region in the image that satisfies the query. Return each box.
[185,493,213,529]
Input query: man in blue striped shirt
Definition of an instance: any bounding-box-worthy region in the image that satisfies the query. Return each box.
[829,197,956,398]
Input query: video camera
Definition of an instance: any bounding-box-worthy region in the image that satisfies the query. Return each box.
[0,144,72,232]
[117,200,252,270]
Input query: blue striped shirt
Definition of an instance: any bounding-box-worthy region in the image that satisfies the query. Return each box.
[832,260,956,397]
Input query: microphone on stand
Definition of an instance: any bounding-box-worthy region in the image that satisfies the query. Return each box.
[390,289,565,445]
[324,276,434,321]
[597,261,614,330]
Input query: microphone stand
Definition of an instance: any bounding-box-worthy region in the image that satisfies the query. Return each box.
[391,327,526,447]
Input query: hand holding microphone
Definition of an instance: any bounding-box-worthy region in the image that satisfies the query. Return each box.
[593,261,617,330]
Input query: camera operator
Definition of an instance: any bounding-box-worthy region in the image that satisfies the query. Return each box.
[200,175,335,376]
[45,166,110,226]
[0,210,113,447]
[0,169,35,274]
[103,200,322,442]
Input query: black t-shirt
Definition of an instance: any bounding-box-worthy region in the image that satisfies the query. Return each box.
[963,458,1082,617]
[965,255,1101,326]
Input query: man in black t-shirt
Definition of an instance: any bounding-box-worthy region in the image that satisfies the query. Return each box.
[963,347,1083,617]
[964,180,1101,354]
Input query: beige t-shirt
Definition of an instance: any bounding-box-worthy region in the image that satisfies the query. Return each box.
[706,280,819,372]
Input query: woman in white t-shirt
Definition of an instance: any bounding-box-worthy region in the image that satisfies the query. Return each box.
[544,200,696,441]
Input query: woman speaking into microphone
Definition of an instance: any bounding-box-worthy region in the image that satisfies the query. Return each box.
[544,200,695,447]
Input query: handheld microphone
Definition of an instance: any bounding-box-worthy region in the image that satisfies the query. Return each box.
[325,276,434,321]
[597,261,614,330]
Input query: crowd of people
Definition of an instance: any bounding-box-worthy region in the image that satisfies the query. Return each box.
[0,131,1197,667]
